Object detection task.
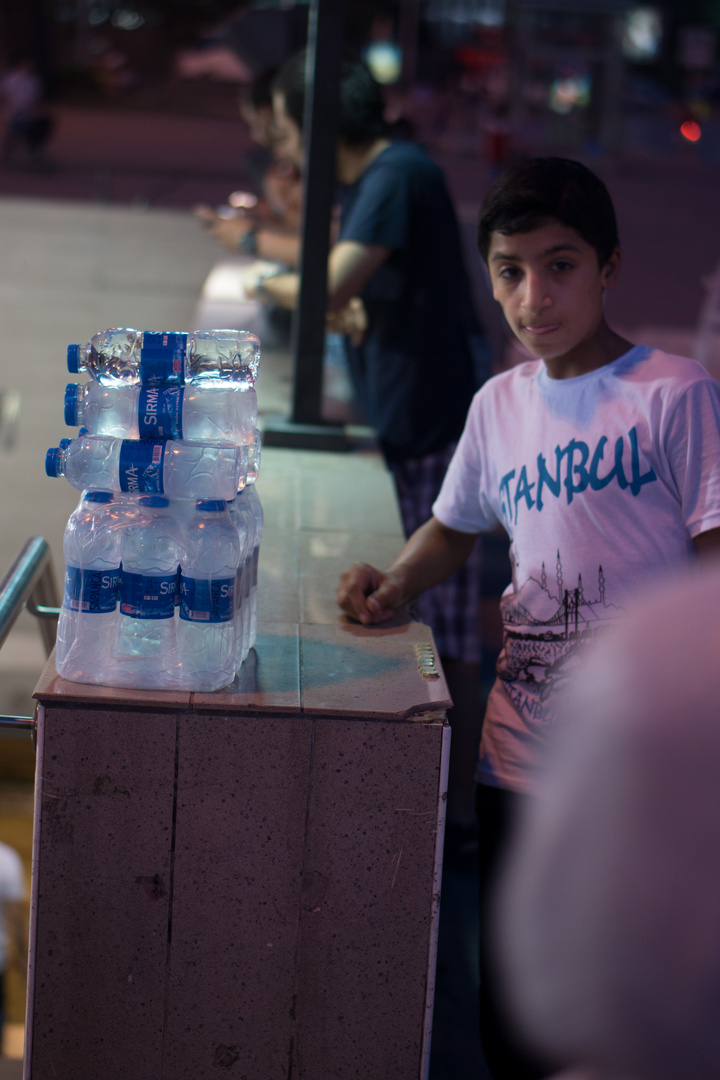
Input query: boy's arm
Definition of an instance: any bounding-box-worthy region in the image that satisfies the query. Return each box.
[693,526,720,558]
[337,516,479,625]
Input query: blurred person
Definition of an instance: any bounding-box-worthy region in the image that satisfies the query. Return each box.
[0,840,26,1050]
[194,69,359,404]
[0,58,53,169]
[496,560,720,1080]
[194,71,304,269]
[252,53,490,843]
[336,157,720,1078]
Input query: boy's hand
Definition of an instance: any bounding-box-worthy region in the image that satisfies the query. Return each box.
[337,563,404,624]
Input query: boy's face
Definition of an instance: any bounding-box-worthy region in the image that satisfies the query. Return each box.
[487,222,621,364]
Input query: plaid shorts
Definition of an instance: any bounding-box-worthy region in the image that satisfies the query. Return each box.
[389,443,482,665]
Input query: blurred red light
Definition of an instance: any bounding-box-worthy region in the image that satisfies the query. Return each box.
[680,120,702,142]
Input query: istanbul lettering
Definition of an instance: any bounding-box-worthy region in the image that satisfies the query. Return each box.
[499,425,657,525]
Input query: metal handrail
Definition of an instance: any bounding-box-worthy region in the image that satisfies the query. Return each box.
[0,713,35,730]
[0,537,60,658]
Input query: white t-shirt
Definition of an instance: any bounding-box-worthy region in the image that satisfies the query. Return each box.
[433,346,720,793]
[0,840,25,972]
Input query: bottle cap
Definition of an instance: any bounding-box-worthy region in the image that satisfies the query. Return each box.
[45,448,59,476]
[139,496,169,508]
[78,427,89,437]
[59,438,72,450]
[67,344,80,373]
[64,383,79,426]
[196,500,226,512]
[85,491,114,504]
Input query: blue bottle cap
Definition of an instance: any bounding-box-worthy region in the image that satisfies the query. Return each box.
[85,491,114,504]
[59,437,72,450]
[78,427,89,437]
[45,447,59,476]
[196,500,226,512]
[139,496,169,508]
[67,344,80,373]
[64,383,79,426]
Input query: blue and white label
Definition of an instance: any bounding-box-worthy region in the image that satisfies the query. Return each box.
[120,570,177,619]
[118,440,165,494]
[138,386,184,439]
[179,575,234,623]
[139,332,187,387]
[63,565,120,614]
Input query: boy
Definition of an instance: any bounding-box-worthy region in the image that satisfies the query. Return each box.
[337,157,720,1079]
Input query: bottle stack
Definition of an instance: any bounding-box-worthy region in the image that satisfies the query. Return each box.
[46,328,265,692]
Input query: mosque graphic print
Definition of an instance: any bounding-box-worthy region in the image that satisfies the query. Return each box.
[499,549,625,709]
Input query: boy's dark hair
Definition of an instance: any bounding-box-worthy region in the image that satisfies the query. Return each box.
[273,52,387,146]
[478,157,619,267]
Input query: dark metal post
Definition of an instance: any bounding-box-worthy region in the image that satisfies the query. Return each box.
[399,0,420,89]
[290,0,346,428]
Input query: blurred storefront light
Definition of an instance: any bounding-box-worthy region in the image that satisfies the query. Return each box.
[425,0,506,29]
[363,41,403,84]
[622,8,663,63]
[549,72,592,115]
[111,9,145,30]
[680,119,702,142]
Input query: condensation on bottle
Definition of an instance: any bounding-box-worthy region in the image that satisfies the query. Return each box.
[56,490,122,685]
[66,328,260,389]
[64,380,258,447]
[46,434,244,501]
[177,499,240,691]
[112,495,180,689]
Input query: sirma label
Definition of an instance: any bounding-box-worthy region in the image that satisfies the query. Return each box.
[139,332,187,387]
[179,575,234,623]
[120,570,177,619]
[138,386,184,439]
[118,440,165,494]
[64,565,120,614]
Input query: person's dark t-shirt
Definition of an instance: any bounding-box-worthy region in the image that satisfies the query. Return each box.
[339,141,483,464]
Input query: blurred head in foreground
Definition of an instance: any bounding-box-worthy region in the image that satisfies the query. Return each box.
[495,561,720,1080]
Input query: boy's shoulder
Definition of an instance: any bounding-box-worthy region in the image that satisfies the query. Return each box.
[473,347,717,403]
[617,347,720,406]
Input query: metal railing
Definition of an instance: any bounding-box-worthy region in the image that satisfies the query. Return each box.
[0,537,60,734]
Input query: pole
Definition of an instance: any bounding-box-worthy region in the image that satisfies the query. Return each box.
[399,0,420,90]
[290,0,347,427]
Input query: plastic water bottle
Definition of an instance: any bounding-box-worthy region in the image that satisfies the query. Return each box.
[177,500,240,690]
[45,435,245,501]
[113,496,180,688]
[247,426,262,484]
[244,484,264,650]
[66,328,260,388]
[233,488,255,659]
[56,490,122,685]
[64,381,258,445]
[227,495,252,670]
